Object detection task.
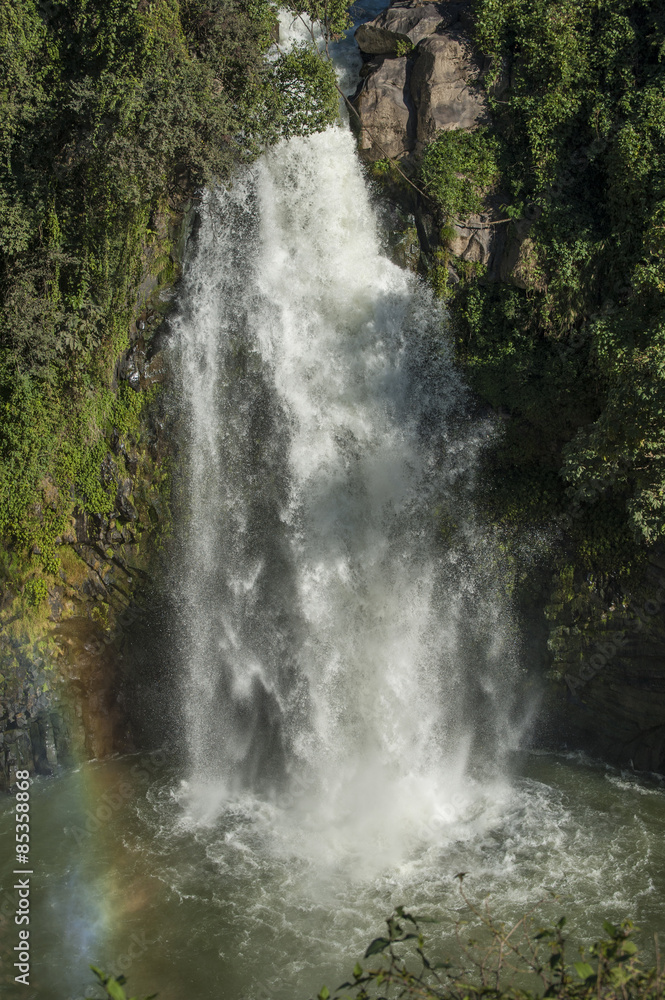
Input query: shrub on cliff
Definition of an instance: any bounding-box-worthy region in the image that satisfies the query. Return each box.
[421,128,501,224]
[429,0,665,569]
[281,1,352,41]
[0,0,340,591]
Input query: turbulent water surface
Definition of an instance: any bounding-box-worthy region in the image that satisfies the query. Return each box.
[1,751,664,1000]
[1,9,665,1000]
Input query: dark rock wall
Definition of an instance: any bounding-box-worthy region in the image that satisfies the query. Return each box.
[542,552,665,773]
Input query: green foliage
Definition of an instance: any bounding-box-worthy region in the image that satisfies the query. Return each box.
[315,893,664,1000]
[425,0,665,567]
[281,1,352,40]
[421,128,500,222]
[274,44,340,137]
[24,578,48,608]
[394,37,414,57]
[86,966,156,1000]
[561,318,665,545]
[0,0,341,579]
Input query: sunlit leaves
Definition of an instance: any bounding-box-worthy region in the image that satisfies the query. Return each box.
[0,0,341,563]
[311,894,659,1000]
[421,129,501,221]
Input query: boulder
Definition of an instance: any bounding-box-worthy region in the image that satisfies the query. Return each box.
[143,349,167,387]
[355,1,467,56]
[500,221,547,291]
[119,347,142,392]
[448,215,493,264]
[353,57,416,161]
[446,197,509,279]
[409,32,488,142]
[116,479,138,522]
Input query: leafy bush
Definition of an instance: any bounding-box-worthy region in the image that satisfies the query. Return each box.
[313,888,664,1000]
[0,0,341,581]
[421,0,665,568]
[85,965,155,1000]
[275,44,340,137]
[421,128,501,222]
[281,1,352,41]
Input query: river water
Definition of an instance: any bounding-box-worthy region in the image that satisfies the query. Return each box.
[1,750,664,1000]
[1,7,664,1000]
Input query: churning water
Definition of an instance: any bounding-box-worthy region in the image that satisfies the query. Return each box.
[1,10,664,1000]
[2,750,664,1000]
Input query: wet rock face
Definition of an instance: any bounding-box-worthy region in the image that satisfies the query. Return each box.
[118,308,170,393]
[0,335,175,792]
[0,187,193,794]
[0,712,76,791]
[0,641,79,792]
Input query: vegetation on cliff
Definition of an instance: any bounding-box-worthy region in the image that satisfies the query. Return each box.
[0,0,339,605]
[421,0,665,582]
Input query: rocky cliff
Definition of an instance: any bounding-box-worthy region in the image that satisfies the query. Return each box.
[354,1,486,157]
[352,0,665,776]
[352,1,512,277]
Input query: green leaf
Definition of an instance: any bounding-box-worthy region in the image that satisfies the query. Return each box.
[317,988,330,1000]
[603,920,619,938]
[353,963,363,979]
[105,977,127,1000]
[574,962,595,980]
[364,937,391,958]
[622,940,638,956]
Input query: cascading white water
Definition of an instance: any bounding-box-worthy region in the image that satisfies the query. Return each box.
[173,19,525,868]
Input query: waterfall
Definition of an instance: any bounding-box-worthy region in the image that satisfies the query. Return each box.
[172,39,523,866]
